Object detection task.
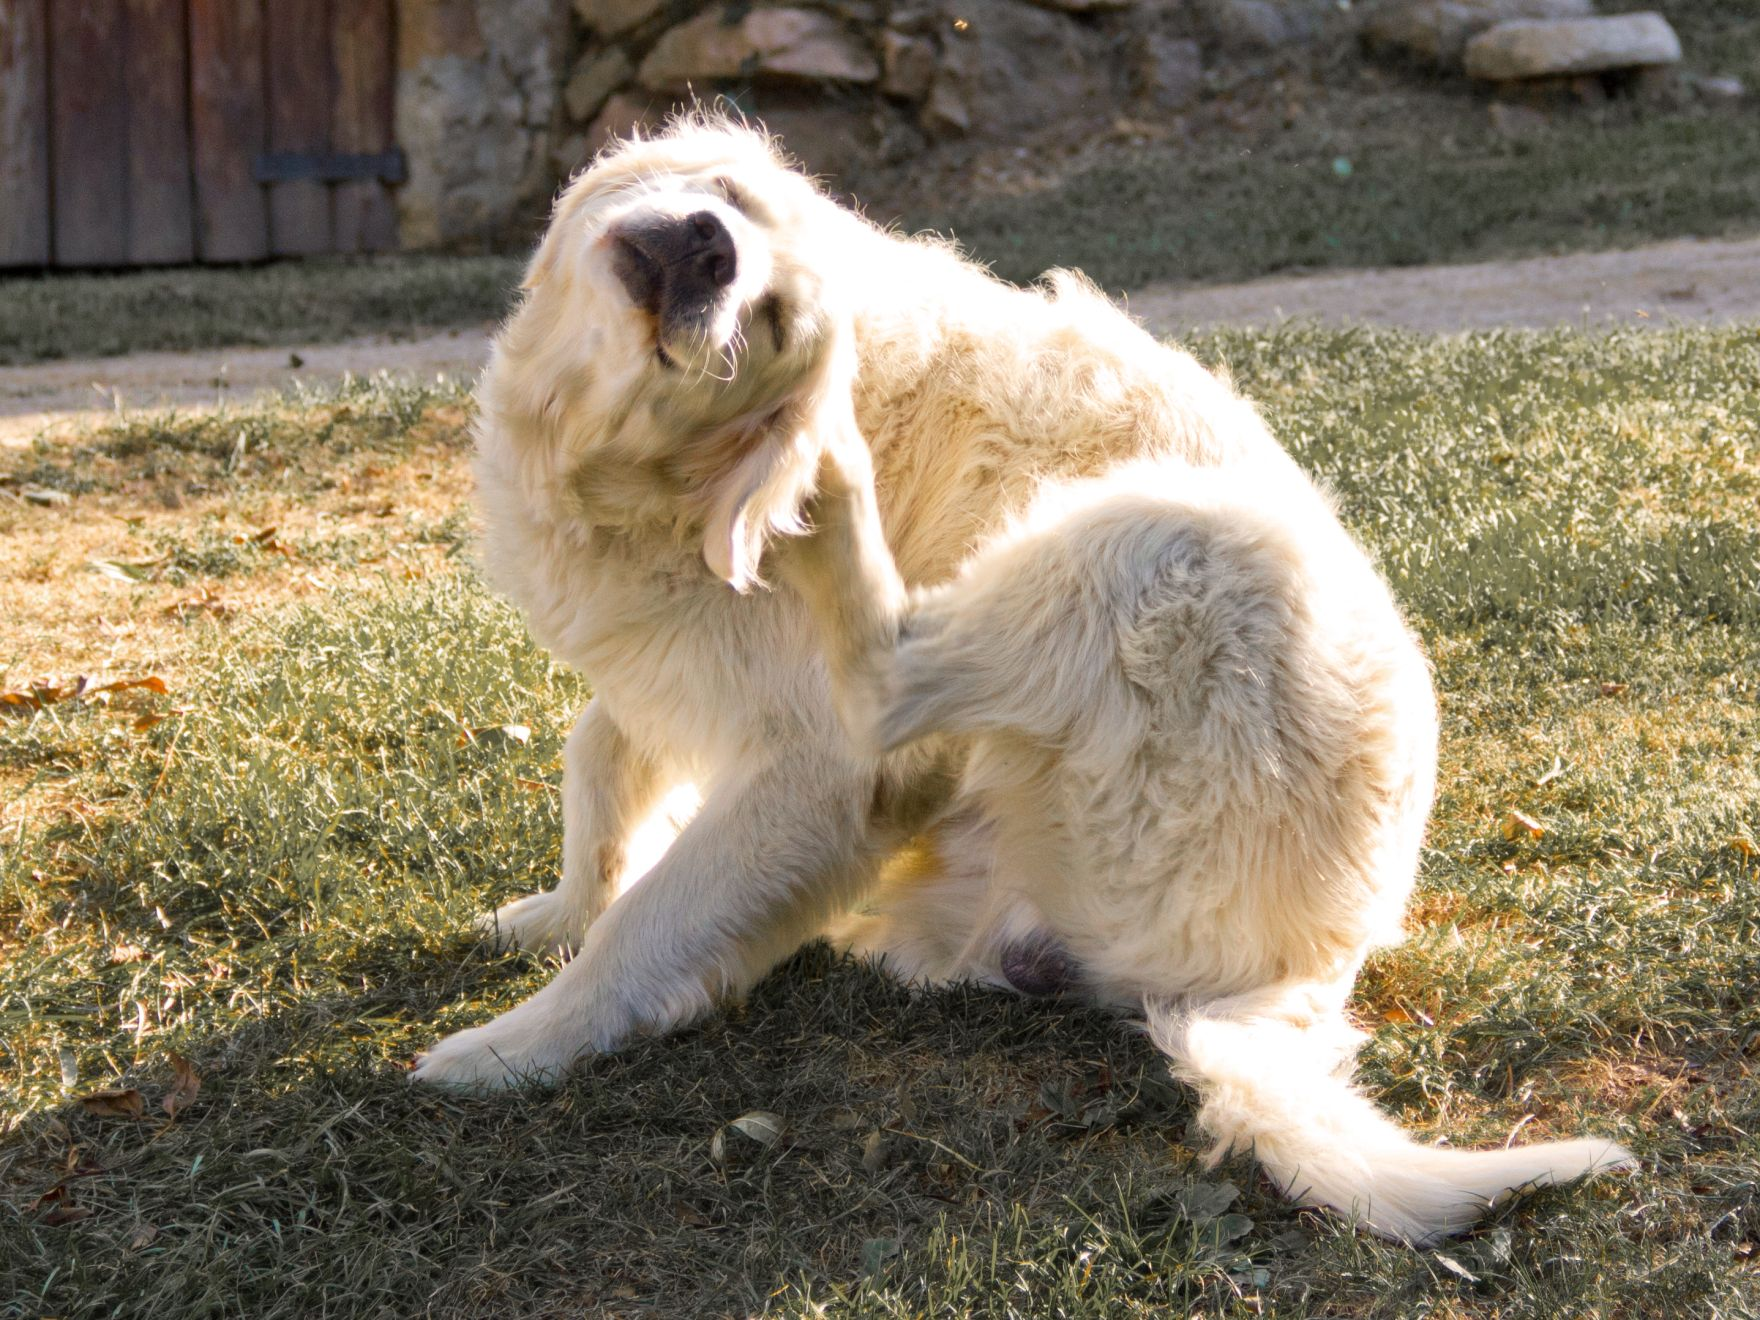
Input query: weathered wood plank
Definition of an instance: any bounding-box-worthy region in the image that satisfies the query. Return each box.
[190,0,269,261]
[0,0,50,266]
[266,0,332,255]
[49,1,130,266]
[124,0,194,264]
[331,0,398,253]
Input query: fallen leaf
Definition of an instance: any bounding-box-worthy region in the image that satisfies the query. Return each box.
[1433,1252,1480,1284]
[129,1223,159,1250]
[80,1088,144,1119]
[164,590,233,619]
[861,1129,893,1173]
[33,1185,92,1225]
[89,557,167,583]
[861,1236,900,1276]
[1501,810,1545,841]
[1599,681,1629,697]
[133,707,191,731]
[89,676,168,698]
[162,1053,201,1119]
[728,1110,785,1146]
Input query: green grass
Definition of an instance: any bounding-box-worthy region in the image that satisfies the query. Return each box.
[4,326,1759,1316]
[0,256,523,366]
[938,107,1760,294]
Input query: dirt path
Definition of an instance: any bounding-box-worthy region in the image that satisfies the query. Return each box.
[0,326,492,446]
[1130,233,1760,334]
[5,233,1759,445]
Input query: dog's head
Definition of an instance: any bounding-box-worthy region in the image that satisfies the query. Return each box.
[515,117,865,590]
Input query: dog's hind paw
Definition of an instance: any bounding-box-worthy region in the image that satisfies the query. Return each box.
[477,889,588,959]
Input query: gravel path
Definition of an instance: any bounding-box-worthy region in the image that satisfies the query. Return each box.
[5,233,1759,445]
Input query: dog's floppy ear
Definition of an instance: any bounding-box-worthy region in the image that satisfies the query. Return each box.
[699,337,864,593]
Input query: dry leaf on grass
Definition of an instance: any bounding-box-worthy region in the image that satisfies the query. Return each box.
[1501,810,1546,841]
[89,557,166,583]
[133,706,190,731]
[164,590,234,620]
[79,1088,144,1119]
[1,674,169,713]
[162,1053,201,1119]
[32,1185,92,1226]
[1599,681,1630,697]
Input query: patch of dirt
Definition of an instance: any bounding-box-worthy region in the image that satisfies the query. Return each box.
[0,327,491,447]
[1132,234,1760,332]
[4,234,1758,452]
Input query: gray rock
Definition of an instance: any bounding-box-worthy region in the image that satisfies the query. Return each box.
[564,46,633,122]
[1198,0,1311,52]
[1360,0,1593,70]
[1465,12,1682,80]
[880,30,937,100]
[920,0,1121,137]
[586,90,661,154]
[573,0,664,39]
[1135,34,1204,112]
[396,0,572,249]
[1020,0,1135,12]
[638,7,879,91]
[550,130,593,176]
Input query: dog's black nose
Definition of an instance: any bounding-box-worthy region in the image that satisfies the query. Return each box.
[611,210,737,325]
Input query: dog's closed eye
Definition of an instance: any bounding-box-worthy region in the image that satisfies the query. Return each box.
[715,177,754,216]
[759,294,786,353]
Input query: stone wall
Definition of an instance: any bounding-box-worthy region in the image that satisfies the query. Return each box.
[395,0,573,250]
[390,0,1693,251]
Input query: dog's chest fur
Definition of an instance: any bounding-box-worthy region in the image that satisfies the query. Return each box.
[473,425,830,769]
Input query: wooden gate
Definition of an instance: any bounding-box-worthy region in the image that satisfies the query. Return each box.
[0,0,400,268]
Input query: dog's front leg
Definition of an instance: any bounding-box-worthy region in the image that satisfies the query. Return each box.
[411,742,882,1090]
[479,700,664,957]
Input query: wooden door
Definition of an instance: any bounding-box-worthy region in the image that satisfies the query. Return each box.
[0,0,51,266]
[0,0,402,268]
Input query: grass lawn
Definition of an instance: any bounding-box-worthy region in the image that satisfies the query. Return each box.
[2,328,1758,1317]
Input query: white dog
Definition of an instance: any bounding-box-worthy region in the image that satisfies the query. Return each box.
[411,118,1632,1245]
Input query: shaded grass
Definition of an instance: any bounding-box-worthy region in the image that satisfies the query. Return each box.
[2,326,1758,1316]
[0,256,522,366]
[937,105,1760,293]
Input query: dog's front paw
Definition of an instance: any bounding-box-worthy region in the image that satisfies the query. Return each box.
[476,889,588,958]
[409,1015,578,1091]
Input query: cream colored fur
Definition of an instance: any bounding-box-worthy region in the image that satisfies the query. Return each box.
[410,117,1633,1246]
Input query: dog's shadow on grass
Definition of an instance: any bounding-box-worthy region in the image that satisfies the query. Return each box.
[15,936,1633,1317]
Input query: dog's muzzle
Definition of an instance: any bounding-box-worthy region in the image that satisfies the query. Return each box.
[611,210,738,341]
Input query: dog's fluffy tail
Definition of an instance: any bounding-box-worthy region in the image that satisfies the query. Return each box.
[1143,993,1634,1246]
